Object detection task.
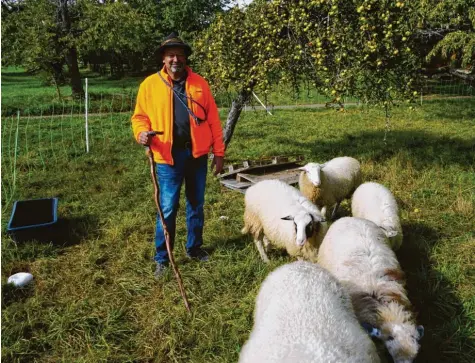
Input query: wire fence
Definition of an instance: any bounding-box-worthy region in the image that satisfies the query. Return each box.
[0,110,133,214]
[1,74,474,213]
[421,75,475,100]
[2,73,473,118]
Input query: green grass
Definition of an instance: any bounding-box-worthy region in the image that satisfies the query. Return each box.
[3,67,473,118]
[1,98,474,362]
[1,67,142,117]
[1,67,341,117]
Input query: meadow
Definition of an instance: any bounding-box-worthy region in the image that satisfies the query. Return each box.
[1,67,474,362]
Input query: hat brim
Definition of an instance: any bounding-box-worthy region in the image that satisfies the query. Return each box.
[158,43,192,57]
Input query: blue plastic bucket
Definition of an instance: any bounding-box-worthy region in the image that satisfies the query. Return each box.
[7,198,59,242]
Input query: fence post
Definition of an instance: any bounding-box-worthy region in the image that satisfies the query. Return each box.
[85,78,89,152]
[13,111,20,194]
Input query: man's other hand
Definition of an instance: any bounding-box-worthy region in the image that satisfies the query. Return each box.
[210,155,224,176]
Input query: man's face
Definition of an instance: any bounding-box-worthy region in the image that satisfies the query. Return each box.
[163,47,186,75]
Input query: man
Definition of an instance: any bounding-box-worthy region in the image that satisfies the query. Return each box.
[131,32,225,277]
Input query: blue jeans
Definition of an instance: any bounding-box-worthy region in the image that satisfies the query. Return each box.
[154,147,208,264]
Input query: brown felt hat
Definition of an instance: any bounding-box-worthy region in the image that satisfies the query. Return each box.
[158,32,192,57]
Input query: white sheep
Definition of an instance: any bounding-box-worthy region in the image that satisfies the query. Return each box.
[299,156,362,220]
[317,217,424,363]
[242,179,328,263]
[352,182,403,250]
[239,261,381,363]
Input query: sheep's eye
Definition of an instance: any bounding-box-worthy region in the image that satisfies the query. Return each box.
[387,336,394,341]
[305,223,313,237]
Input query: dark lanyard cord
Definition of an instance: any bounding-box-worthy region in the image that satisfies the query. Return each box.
[158,72,207,126]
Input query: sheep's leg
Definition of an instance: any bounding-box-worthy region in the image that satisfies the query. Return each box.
[254,238,270,263]
[331,202,341,220]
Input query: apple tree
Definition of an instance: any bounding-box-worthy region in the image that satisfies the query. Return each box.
[193,1,288,146]
[194,0,422,147]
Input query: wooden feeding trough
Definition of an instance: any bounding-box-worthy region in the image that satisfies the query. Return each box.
[218,155,305,193]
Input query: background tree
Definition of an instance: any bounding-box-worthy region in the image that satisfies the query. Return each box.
[1,0,229,96]
[160,0,229,40]
[193,1,285,146]
[2,0,84,97]
[416,0,475,73]
[195,0,421,148]
[2,0,67,96]
[77,0,158,77]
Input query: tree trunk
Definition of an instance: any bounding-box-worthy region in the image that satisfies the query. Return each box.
[58,0,84,98]
[224,89,251,148]
[67,47,83,98]
[52,75,62,99]
[50,61,64,99]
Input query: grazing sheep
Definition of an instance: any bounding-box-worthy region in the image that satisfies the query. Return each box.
[299,156,362,220]
[242,179,328,263]
[352,182,403,250]
[239,261,381,363]
[318,217,424,363]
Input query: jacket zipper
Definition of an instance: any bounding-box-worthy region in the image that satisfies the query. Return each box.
[168,71,174,165]
[186,80,195,158]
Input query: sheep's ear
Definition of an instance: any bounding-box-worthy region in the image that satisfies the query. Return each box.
[385,229,398,238]
[298,166,308,172]
[361,322,382,338]
[416,325,424,340]
[321,206,327,217]
[281,215,293,221]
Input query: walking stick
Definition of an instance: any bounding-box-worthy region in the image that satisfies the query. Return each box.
[145,132,191,313]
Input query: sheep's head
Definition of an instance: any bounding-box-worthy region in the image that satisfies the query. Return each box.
[362,319,424,363]
[299,162,326,186]
[281,211,324,246]
[380,321,423,363]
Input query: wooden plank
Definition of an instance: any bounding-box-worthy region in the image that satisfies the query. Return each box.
[219,155,305,193]
[226,160,251,173]
[254,170,300,184]
[246,168,301,185]
[236,173,260,183]
[219,160,302,180]
[219,179,250,194]
[218,155,304,180]
[233,168,301,186]
[219,179,252,189]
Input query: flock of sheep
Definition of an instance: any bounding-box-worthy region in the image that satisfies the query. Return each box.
[239,157,424,363]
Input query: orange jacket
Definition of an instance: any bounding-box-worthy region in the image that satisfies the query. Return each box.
[131,66,225,164]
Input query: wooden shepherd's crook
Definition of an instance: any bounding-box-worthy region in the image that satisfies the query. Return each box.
[145,135,191,313]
